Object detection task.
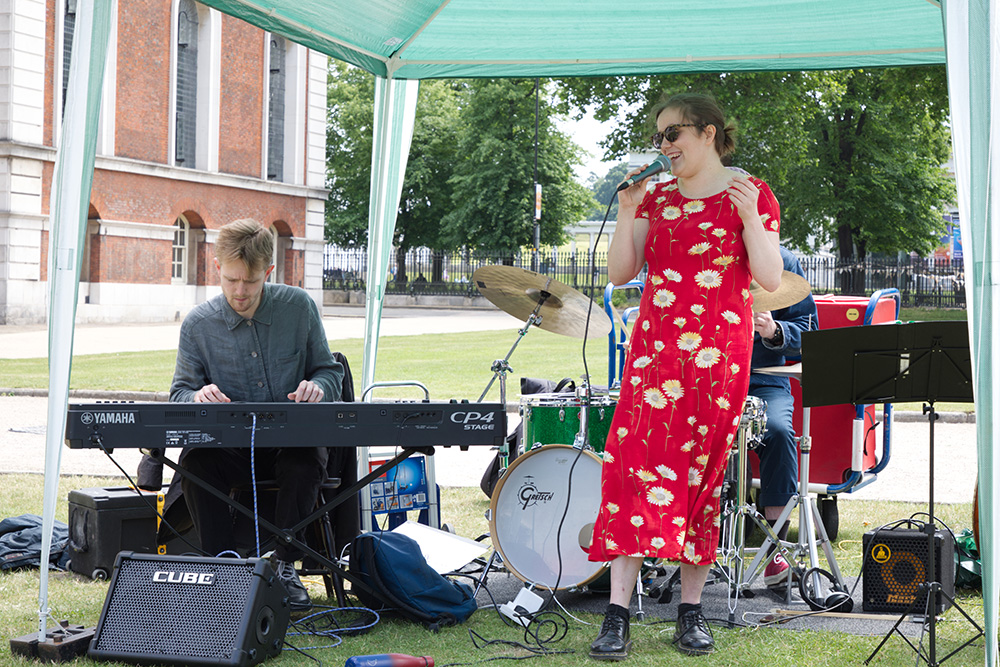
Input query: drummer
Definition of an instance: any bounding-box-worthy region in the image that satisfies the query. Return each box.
[749,246,817,587]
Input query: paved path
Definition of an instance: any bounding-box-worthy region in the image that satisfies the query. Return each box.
[0,307,979,504]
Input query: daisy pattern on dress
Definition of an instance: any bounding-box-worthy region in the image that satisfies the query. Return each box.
[606,502,620,514]
[691,304,705,315]
[713,254,735,267]
[664,268,682,282]
[656,464,678,481]
[730,363,741,374]
[633,356,653,369]
[712,228,727,239]
[694,270,722,289]
[683,200,706,214]
[698,425,709,436]
[688,242,710,255]
[694,347,721,368]
[662,206,682,220]
[630,515,645,527]
[677,332,702,351]
[646,486,674,507]
[654,340,665,352]
[642,320,651,331]
[661,379,683,400]
[653,289,676,308]
[606,538,619,551]
[674,317,687,328]
[716,396,731,410]
[650,537,666,549]
[698,222,713,230]
[643,388,668,409]
[721,311,740,324]
[689,467,703,486]
[649,274,664,286]
[681,440,696,452]
[635,469,657,483]
[617,427,628,439]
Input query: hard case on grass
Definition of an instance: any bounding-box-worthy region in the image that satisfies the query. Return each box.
[89,552,289,667]
[67,485,198,580]
[67,486,161,580]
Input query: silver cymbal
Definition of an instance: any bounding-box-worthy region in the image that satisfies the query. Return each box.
[473,265,612,338]
[750,271,812,313]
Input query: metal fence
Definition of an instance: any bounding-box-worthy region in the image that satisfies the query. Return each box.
[323,246,966,309]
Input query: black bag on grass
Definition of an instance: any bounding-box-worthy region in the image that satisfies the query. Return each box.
[349,531,477,631]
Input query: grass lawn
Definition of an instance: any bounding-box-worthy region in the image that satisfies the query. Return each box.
[0,473,986,667]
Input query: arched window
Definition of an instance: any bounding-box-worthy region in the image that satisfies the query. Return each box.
[172,216,190,283]
[266,35,286,181]
[175,0,199,167]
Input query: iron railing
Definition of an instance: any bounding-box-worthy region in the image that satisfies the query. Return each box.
[323,246,966,309]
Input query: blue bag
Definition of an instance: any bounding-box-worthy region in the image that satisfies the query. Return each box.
[350,531,477,631]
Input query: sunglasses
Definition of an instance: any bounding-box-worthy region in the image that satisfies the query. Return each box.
[651,124,703,149]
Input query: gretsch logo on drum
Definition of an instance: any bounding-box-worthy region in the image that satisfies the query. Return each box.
[517,476,554,509]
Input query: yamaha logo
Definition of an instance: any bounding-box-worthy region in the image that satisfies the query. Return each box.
[152,570,216,585]
[80,412,136,425]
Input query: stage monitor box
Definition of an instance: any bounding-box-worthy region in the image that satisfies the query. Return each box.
[67,486,162,580]
[90,552,290,667]
[862,527,955,614]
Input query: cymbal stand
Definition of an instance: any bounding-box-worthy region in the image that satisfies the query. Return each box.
[478,299,549,466]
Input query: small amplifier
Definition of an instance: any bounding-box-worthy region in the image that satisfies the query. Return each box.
[89,552,290,667]
[862,527,954,614]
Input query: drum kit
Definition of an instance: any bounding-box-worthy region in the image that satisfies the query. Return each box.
[473,264,847,613]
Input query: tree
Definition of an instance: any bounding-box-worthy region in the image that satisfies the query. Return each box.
[442,79,595,255]
[324,62,463,270]
[585,162,629,221]
[558,68,954,260]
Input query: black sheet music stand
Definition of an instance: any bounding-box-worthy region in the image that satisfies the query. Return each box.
[801,320,982,666]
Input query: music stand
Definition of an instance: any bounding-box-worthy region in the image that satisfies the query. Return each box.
[801,321,982,666]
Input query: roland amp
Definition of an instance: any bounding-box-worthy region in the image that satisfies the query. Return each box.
[89,553,290,666]
[862,527,954,614]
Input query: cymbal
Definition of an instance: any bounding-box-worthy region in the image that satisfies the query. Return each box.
[473,265,612,338]
[750,271,812,313]
[753,362,802,379]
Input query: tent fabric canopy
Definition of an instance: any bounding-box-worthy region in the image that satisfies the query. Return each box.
[43,0,998,664]
[195,0,946,78]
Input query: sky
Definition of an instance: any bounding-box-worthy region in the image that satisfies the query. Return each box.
[560,113,622,184]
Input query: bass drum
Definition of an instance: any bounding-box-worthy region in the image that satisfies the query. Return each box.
[489,444,606,591]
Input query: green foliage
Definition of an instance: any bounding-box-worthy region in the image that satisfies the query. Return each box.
[585,161,629,220]
[325,72,594,255]
[442,79,594,253]
[558,69,954,259]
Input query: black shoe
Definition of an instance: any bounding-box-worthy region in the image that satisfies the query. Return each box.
[273,558,312,612]
[672,608,714,656]
[589,612,631,661]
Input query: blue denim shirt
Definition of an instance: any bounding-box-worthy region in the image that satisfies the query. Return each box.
[170,283,344,403]
[749,248,818,391]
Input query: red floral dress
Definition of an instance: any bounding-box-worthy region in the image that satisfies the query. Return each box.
[589,177,780,566]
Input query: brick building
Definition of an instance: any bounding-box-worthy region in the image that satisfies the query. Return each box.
[0,0,329,324]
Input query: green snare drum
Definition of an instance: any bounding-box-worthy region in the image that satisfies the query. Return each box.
[520,391,617,453]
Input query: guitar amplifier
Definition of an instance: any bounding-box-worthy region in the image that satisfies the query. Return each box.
[89,553,290,666]
[862,527,954,614]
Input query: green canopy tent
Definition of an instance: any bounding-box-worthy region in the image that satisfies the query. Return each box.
[41,1,997,662]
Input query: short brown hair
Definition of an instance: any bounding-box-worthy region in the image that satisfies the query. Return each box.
[214,219,273,271]
[652,92,736,158]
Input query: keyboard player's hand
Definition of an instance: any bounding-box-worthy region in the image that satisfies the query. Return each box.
[288,380,324,403]
[194,384,231,402]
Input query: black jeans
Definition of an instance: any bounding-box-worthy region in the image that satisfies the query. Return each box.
[180,446,328,561]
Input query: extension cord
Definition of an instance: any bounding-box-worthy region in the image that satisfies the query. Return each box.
[499,588,544,627]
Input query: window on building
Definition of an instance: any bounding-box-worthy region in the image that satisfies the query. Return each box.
[267,36,286,181]
[172,217,190,283]
[268,226,280,283]
[61,0,77,119]
[175,0,199,167]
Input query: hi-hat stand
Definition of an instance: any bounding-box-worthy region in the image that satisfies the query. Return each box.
[801,320,982,666]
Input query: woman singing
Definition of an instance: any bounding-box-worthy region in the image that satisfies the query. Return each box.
[589,92,782,660]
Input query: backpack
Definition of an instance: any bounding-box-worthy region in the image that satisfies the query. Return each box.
[349,531,477,631]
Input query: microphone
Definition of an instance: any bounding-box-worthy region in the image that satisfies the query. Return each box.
[616,155,671,191]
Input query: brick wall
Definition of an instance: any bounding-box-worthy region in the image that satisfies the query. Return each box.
[115,0,172,163]
[218,15,264,177]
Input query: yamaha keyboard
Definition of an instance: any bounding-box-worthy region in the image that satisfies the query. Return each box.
[65,401,506,451]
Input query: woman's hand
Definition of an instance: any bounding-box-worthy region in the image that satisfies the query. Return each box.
[727,175,760,224]
[617,166,653,209]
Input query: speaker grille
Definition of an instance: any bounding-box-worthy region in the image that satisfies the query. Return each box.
[862,528,954,614]
[93,557,257,660]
